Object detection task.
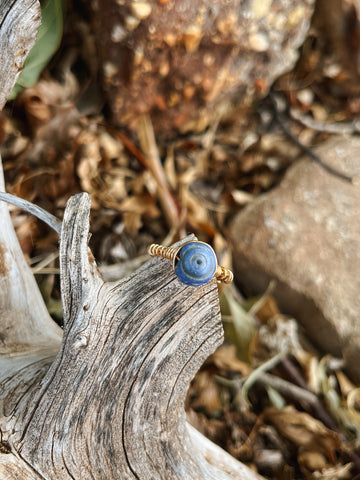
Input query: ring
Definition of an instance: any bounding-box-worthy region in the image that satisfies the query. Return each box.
[148,241,233,287]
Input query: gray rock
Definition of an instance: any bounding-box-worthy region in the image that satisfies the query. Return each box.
[230,136,360,382]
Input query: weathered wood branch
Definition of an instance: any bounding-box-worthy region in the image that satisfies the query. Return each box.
[0,163,62,353]
[0,0,41,109]
[0,159,62,479]
[0,2,263,477]
[0,189,263,479]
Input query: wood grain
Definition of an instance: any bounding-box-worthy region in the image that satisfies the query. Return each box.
[0,0,41,109]
[0,192,263,479]
[0,160,62,354]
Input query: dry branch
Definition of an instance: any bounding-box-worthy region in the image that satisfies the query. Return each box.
[0,189,263,479]
[0,0,41,109]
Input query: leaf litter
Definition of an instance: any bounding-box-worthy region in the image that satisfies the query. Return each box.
[1,1,360,478]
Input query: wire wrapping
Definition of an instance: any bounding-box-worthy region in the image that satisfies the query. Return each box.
[148,244,179,261]
[148,242,233,285]
[215,265,233,284]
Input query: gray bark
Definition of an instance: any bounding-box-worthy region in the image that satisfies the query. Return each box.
[0,0,41,109]
[0,189,263,479]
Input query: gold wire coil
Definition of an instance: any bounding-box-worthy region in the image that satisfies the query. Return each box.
[148,242,233,285]
[215,265,234,284]
[148,244,179,261]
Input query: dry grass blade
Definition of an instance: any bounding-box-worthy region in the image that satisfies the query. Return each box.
[136,114,180,231]
[32,251,59,273]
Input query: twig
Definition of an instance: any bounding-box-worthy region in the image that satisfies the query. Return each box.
[256,371,319,406]
[104,124,151,170]
[290,107,360,135]
[105,120,181,232]
[269,92,354,184]
[136,114,181,231]
[225,356,360,473]
[0,192,62,234]
[279,356,338,430]
[278,356,360,473]
[241,351,286,406]
[32,267,60,275]
[32,252,59,273]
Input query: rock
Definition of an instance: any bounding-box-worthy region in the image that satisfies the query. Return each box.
[230,136,360,382]
[90,0,315,136]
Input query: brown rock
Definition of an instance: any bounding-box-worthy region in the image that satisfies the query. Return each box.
[90,0,314,135]
[230,136,360,382]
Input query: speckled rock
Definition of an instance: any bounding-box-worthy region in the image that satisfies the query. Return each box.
[90,0,314,135]
[230,136,360,382]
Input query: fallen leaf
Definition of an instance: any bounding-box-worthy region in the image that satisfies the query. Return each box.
[265,406,341,461]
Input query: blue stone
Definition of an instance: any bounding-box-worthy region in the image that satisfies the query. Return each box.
[174,242,217,287]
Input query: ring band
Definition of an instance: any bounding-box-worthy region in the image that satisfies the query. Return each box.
[148,241,233,287]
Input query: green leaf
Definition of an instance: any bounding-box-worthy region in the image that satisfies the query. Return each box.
[221,288,256,362]
[266,385,286,409]
[8,0,65,100]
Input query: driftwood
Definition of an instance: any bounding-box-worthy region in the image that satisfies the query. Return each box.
[0,0,41,109]
[0,184,263,480]
[0,1,263,478]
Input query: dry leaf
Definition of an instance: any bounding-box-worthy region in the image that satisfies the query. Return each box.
[265,406,341,460]
[210,344,251,377]
[190,371,224,415]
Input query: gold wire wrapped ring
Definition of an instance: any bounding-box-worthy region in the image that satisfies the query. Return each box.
[148,241,233,287]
